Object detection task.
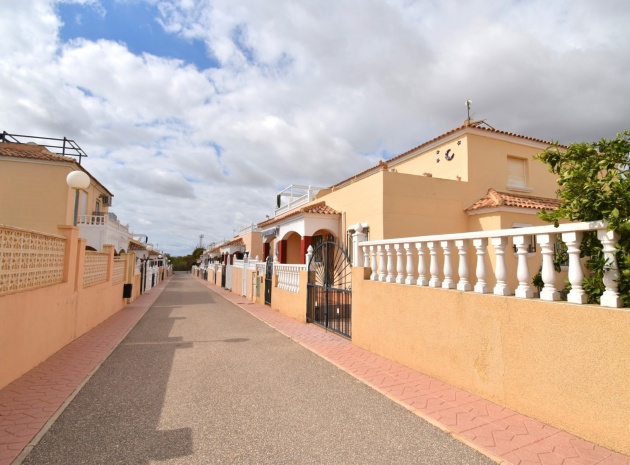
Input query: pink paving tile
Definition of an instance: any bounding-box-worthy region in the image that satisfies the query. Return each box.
[427,405,493,433]
[405,393,456,414]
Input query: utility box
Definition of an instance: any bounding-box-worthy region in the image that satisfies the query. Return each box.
[123,283,133,298]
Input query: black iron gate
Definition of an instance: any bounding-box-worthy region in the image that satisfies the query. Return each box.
[221,264,226,288]
[307,241,352,338]
[264,256,273,305]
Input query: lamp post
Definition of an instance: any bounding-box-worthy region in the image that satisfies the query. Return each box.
[66,171,90,226]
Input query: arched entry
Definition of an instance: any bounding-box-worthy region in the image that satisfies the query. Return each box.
[306,241,352,338]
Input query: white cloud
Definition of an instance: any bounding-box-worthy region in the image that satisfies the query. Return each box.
[1,0,630,255]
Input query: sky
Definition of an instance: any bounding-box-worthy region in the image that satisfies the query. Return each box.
[1,0,629,256]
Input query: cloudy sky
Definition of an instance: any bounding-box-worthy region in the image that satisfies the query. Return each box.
[2,0,629,256]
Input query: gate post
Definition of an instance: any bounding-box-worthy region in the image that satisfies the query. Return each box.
[351,224,367,267]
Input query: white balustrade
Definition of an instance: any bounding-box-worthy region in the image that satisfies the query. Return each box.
[537,234,559,301]
[441,240,455,289]
[358,220,622,308]
[598,229,622,308]
[513,235,533,298]
[404,243,414,285]
[416,242,428,286]
[455,239,471,291]
[562,231,586,304]
[275,264,306,293]
[385,245,395,283]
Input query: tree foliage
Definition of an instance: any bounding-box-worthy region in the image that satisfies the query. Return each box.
[535,131,630,305]
[170,247,205,271]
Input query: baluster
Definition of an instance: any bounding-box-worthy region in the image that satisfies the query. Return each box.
[362,246,370,269]
[562,231,586,304]
[427,241,441,287]
[598,229,623,308]
[404,243,414,285]
[513,235,533,298]
[455,239,471,291]
[415,242,428,286]
[370,245,378,281]
[440,240,455,289]
[385,244,395,283]
[536,234,559,301]
[473,238,489,293]
[394,244,405,284]
[378,245,386,282]
[491,237,511,296]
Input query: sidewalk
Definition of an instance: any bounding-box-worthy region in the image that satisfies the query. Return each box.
[0,277,171,465]
[1,274,628,464]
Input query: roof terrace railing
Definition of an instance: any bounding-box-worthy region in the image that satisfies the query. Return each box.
[1,131,87,164]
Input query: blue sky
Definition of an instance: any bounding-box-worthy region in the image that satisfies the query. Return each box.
[1,0,630,255]
[57,1,218,69]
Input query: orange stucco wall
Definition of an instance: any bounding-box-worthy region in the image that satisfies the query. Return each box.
[0,227,133,390]
[268,272,308,323]
[352,268,630,456]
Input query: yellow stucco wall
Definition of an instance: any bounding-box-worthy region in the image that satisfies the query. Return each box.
[0,159,110,234]
[393,135,470,182]
[317,172,385,239]
[352,268,630,456]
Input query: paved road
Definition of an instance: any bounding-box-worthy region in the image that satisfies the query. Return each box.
[23,274,494,464]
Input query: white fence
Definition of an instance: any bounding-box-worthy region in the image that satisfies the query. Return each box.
[275,264,306,293]
[359,220,623,308]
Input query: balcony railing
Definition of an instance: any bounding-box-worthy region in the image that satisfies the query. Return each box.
[359,220,623,308]
[274,184,323,216]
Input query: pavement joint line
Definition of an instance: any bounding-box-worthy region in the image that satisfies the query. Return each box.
[9,276,172,465]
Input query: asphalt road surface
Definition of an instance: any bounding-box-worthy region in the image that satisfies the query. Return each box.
[23,274,495,465]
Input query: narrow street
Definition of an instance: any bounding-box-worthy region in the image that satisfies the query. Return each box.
[22,273,493,465]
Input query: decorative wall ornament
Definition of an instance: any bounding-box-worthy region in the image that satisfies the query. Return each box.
[83,251,109,288]
[112,258,125,285]
[445,149,455,161]
[0,226,66,295]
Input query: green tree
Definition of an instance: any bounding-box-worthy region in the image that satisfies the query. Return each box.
[535,131,630,305]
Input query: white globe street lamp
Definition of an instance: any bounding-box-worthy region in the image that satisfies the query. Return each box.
[66,171,90,226]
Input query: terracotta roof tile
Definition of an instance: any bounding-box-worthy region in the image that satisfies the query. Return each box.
[224,237,245,247]
[257,201,340,228]
[0,142,76,163]
[466,188,561,212]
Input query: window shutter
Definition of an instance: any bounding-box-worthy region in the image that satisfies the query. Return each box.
[507,157,526,188]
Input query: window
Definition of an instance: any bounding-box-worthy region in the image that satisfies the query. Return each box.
[507,156,527,189]
[512,223,536,254]
[346,226,370,265]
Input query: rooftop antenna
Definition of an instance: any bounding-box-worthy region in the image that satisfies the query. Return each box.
[465,100,472,125]
[464,100,495,130]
